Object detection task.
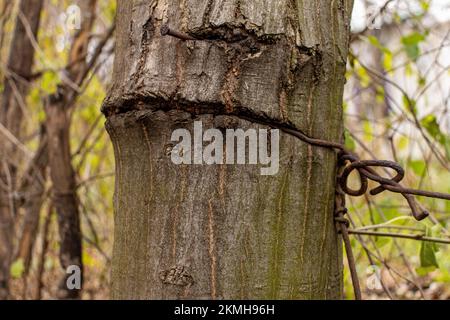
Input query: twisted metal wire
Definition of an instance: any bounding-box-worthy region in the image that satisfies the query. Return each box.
[236,114,450,300]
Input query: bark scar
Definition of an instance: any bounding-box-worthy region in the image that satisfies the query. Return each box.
[159,265,194,287]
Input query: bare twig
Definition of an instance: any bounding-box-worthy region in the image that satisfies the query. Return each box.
[348,229,450,244]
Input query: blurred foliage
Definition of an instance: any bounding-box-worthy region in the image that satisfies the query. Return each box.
[1,0,115,299]
[345,0,450,300]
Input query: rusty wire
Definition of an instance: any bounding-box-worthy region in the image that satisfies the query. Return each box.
[237,114,450,300]
[335,186,362,300]
[289,130,449,300]
[287,127,449,300]
[238,114,450,221]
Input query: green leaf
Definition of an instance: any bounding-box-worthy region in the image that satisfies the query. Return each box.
[41,71,58,94]
[344,130,356,151]
[402,94,417,114]
[409,160,426,176]
[420,1,430,12]
[366,36,391,54]
[372,200,401,224]
[375,86,385,103]
[417,75,426,87]
[416,266,437,276]
[363,121,373,142]
[401,32,426,60]
[421,114,440,138]
[421,114,450,159]
[419,227,439,271]
[82,250,100,268]
[402,32,425,46]
[356,65,370,88]
[10,259,25,279]
[375,237,391,248]
[444,137,450,159]
[398,136,408,151]
[383,51,393,72]
[404,44,420,60]
[367,35,381,47]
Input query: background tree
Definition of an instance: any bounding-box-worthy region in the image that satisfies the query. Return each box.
[0,0,115,299]
[0,0,43,299]
[44,0,97,299]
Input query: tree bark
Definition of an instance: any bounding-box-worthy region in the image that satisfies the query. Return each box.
[104,0,354,299]
[0,0,43,300]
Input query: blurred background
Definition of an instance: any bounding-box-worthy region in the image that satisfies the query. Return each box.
[0,0,449,299]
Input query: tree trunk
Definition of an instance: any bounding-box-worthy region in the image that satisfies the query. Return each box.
[104,0,354,299]
[0,0,43,300]
[16,125,48,276]
[45,93,84,299]
[44,0,97,299]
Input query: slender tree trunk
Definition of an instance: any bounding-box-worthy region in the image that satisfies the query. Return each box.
[0,0,43,300]
[16,125,48,275]
[104,0,354,299]
[45,93,83,299]
[44,0,97,299]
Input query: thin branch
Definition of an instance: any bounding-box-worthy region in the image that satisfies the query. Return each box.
[0,122,34,158]
[348,229,450,244]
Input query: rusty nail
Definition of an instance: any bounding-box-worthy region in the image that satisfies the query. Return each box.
[160,24,196,41]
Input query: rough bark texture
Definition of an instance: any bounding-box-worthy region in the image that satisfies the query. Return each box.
[104,0,354,299]
[44,0,97,299]
[0,0,43,299]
